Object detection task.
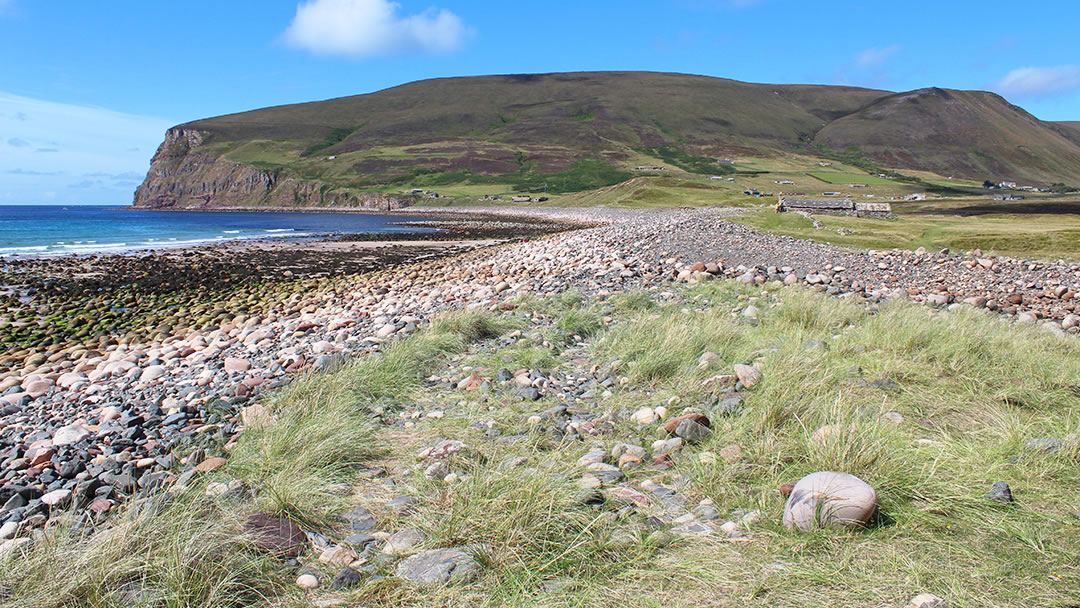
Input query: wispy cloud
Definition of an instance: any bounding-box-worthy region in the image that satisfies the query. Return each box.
[85,170,145,181]
[834,45,903,89]
[0,91,172,203]
[8,168,62,176]
[855,45,902,68]
[993,65,1080,99]
[282,0,472,58]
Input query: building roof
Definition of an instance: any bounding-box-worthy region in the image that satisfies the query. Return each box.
[780,197,854,210]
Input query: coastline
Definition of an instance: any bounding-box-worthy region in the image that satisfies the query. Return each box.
[4,205,1080,536]
[0,206,588,261]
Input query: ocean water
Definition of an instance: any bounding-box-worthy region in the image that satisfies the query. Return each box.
[0,205,437,257]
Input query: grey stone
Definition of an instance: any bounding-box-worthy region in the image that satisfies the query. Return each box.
[395,547,480,585]
[713,393,743,415]
[328,567,364,591]
[344,533,376,547]
[670,521,714,537]
[383,528,424,556]
[985,481,1013,504]
[674,418,712,443]
[905,593,947,608]
[1024,438,1064,453]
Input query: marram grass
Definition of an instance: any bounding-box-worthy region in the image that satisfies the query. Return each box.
[4,287,1080,607]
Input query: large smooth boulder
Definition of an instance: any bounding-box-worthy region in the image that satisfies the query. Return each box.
[782,471,877,531]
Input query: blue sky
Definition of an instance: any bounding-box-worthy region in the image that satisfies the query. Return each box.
[2,0,1078,204]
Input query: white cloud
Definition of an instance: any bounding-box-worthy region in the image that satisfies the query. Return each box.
[855,45,901,68]
[993,65,1080,99]
[283,0,471,58]
[0,92,173,204]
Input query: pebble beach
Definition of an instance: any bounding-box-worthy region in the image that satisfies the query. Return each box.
[3,205,1080,532]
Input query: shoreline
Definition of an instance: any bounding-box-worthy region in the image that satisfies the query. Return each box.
[4,206,1080,531]
[0,207,589,261]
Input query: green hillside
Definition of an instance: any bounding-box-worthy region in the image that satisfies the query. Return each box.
[815,88,1080,185]
[135,72,1080,208]
[1053,121,1080,147]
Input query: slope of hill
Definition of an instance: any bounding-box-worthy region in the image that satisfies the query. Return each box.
[815,88,1080,184]
[132,72,1080,209]
[1053,121,1080,147]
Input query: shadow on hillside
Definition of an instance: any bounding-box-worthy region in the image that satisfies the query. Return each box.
[932,201,1080,216]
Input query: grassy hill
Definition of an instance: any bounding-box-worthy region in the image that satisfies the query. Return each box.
[134,72,1080,208]
[815,88,1080,184]
[1053,121,1080,147]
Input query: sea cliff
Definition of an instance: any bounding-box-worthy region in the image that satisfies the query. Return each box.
[132,128,417,210]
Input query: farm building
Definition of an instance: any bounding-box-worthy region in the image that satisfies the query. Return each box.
[779,197,854,213]
[854,202,892,218]
[778,196,891,218]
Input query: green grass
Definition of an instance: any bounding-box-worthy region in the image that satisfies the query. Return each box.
[8,285,1080,607]
[637,146,736,176]
[735,205,1080,261]
[584,284,1080,607]
[808,172,895,185]
[302,127,356,157]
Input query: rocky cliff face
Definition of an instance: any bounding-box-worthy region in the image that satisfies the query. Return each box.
[132,128,416,210]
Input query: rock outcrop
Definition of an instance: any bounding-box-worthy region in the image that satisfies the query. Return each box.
[132,128,417,211]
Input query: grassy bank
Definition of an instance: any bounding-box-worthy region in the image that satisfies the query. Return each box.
[4,282,1080,607]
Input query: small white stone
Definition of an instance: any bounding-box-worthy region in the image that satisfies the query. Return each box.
[40,489,71,506]
[296,574,319,589]
[632,407,658,425]
[0,521,18,540]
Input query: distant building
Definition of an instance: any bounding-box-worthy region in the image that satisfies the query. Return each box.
[779,197,854,212]
[904,193,928,201]
[636,165,666,172]
[999,181,1017,189]
[778,196,892,219]
[511,195,532,202]
[854,202,893,218]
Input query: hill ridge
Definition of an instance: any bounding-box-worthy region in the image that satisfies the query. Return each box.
[134,71,1080,209]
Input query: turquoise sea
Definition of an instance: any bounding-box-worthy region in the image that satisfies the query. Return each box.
[0,205,435,257]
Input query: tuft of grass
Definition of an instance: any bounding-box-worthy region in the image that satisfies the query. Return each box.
[2,493,285,608]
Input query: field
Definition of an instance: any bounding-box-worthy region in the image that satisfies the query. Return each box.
[419,171,1080,262]
[808,172,897,185]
